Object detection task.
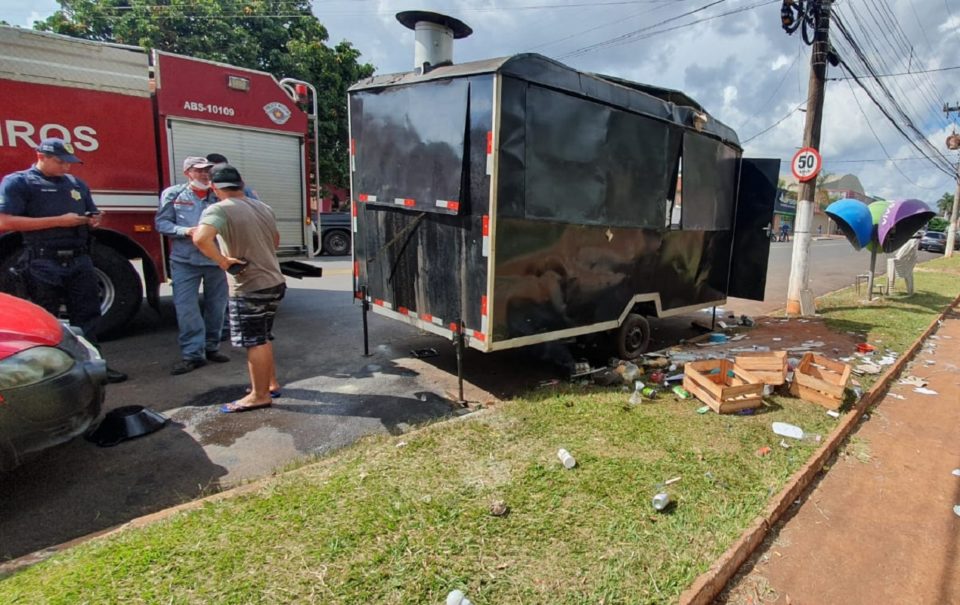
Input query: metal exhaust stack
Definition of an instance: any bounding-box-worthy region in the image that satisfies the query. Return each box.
[396,10,472,74]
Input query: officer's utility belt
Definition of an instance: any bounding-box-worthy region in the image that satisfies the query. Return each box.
[30,245,90,261]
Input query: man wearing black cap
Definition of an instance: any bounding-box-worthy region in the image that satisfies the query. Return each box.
[0,138,127,382]
[193,164,285,413]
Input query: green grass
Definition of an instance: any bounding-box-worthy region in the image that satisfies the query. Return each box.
[2,257,958,604]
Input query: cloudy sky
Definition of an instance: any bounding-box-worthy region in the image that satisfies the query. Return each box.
[3,0,958,204]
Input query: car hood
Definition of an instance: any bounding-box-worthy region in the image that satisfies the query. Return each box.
[0,293,63,361]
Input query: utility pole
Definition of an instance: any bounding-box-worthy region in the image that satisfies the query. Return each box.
[944,103,960,258]
[786,0,833,316]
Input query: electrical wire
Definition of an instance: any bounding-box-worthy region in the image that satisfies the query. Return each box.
[832,12,956,179]
[828,65,960,80]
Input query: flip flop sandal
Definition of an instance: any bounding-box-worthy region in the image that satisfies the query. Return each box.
[219,400,272,414]
[246,387,282,398]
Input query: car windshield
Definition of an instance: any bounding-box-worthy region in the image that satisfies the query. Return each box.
[926,232,945,239]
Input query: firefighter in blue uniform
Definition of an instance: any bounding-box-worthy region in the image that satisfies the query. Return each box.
[0,138,127,383]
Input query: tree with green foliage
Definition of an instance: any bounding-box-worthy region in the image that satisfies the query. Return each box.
[936,191,954,216]
[36,0,374,192]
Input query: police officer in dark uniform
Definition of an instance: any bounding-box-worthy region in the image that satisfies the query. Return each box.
[0,138,127,383]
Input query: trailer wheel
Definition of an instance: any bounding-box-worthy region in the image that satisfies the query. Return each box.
[90,244,142,338]
[615,313,650,360]
[322,229,351,256]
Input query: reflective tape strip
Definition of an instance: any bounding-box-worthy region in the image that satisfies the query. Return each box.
[371,298,393,310]
[482,215,490,257]
[479,295,489,337]
[481,315,489,335]
[486,131,493,175]
[436,200,460,212]
[358,194,377,202]
[394,198,416,207]
[350,138,356,172]
[419,313,445,326]
[353,261,359,278]
[353,217,358,233]
[398,306,410,316]
[354,291,363,300]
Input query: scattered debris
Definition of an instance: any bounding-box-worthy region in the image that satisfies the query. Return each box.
[854,363,882,375]
[773,422,820,443]
[672,385,691,399]
[696,405,711,414]
[826,410,841,419]
[652,492,671,511]
[779,439,792,449]
[888,393,906,400]
[664,476,682,486]
[684,358,763,414]
[396,441,407,448]
[955,505,960,518]
[538,379,561,388]
[900,376,927,387]
[739,314,755,327]
[489,500,510,517]
[913,387,938,395]
[952,468,960,477]
[447,589,473,605]
[410,347,438,359]
[856,343,876,353]
[557,448,577,469]
[756,446,772,457]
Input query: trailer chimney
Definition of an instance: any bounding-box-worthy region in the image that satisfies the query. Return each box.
[396,10,472,74]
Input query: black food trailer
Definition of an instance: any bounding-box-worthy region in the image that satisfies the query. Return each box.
[348,50,778,363]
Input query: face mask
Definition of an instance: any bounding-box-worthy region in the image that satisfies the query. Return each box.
[189,180,210,191]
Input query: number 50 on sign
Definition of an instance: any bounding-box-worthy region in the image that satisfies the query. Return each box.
[791,147,822,182]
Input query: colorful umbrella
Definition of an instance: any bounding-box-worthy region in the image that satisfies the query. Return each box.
[825,198,873,250]
[865,200,891,253]
[878,198,935,253]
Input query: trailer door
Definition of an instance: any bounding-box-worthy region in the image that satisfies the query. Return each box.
[167,119,306,254]
[727,158,779,300]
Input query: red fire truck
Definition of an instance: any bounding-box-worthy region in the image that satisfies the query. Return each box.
[0,26,320,335]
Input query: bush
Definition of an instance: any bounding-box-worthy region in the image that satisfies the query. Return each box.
[928,217,948,232]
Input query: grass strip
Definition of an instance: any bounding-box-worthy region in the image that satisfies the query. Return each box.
[2,257,958,604]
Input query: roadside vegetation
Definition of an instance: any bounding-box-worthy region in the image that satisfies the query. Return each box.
[2,257,958,604]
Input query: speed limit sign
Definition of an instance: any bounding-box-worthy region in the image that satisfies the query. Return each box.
[791,147,822,182]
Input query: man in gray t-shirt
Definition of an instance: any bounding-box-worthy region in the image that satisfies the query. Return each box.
[193,164,285,413]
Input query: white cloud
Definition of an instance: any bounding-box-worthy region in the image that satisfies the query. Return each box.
[2,0,956,203]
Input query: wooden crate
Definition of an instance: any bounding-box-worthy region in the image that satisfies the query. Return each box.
[734,351,788,386]
[682,359,764,414]
[789,352,851,410]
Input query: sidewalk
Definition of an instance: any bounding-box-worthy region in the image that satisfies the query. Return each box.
[721,305,960,604]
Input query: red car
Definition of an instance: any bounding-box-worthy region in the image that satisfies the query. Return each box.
[0,293,106,471]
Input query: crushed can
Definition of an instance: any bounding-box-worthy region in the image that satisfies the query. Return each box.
[671,385,691,399]
[640,386,659,399]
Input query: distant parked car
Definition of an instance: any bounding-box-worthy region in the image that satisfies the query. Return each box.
[918,230,946,253]
[0,293,106,471]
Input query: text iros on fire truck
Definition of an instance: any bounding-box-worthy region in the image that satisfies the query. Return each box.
[0,120,99,151]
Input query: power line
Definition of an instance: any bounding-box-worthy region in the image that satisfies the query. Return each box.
[556,0,728,59]
[827,65,960,80]
[741,101,805,144]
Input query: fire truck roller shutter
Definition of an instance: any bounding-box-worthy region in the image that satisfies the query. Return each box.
[168,120,306,253]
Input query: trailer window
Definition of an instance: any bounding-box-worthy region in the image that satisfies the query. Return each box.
[351,80,468,215]
[680,133,738,231]
[523,85,679,229]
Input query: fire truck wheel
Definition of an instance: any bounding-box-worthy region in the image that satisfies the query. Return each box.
[322,230,351,256]
[614,313,650,360]
[90,244,143,338]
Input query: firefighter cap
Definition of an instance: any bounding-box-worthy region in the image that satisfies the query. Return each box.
[210,164,244,188]
[182,156,214,172]
[37,138,82,163]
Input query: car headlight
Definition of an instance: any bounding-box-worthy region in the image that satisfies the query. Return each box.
[0,347,76,390]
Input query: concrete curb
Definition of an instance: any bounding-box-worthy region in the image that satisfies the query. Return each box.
[679,292,960,605]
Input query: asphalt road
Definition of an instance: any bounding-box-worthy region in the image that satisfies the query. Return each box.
[0,238,940,560]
